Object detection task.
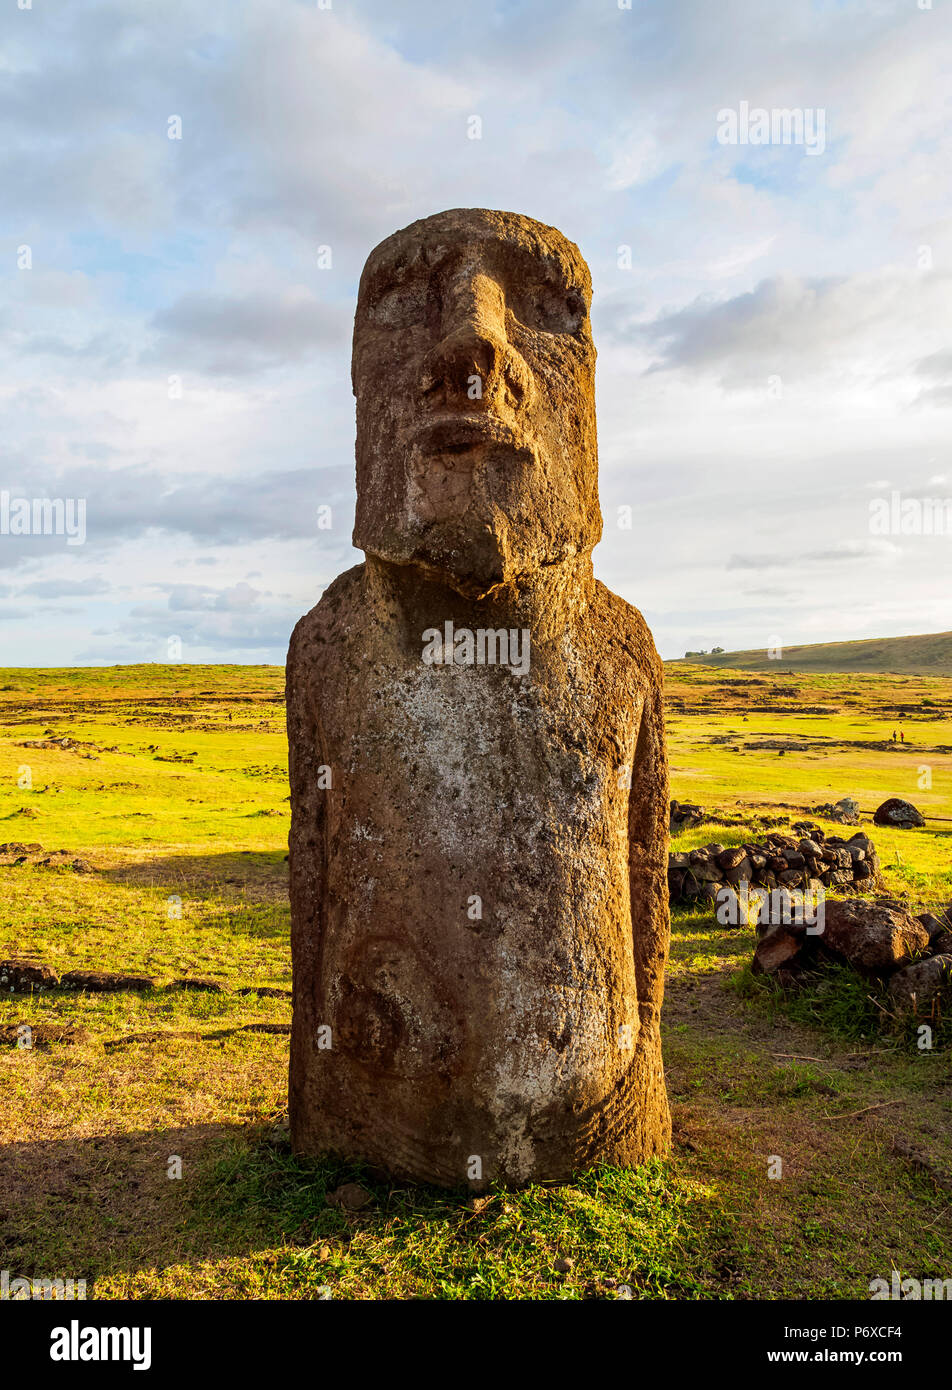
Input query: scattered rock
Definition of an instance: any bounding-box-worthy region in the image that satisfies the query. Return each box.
[61,969,157,992]
[890,1137,952,1193]
[792,821,825,840]
[888,954,952,1017]
[269,1118,291,1145]
[554,1256,574,1273]
[752,919,807,975]
[670,800,705,834]
[814,798,860,825]
[0,844,92,873]
[0,959,60,993]
[327,1183,373,1212]
[822,900,930,975]
[104,1029,203,1049]
[0,1022,89,1048]
[918,912,951,945]
[874,798,926,829]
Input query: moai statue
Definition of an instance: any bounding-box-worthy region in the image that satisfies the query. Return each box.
[287,208,670,1186]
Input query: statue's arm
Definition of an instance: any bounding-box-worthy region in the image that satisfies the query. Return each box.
[286,615,328,1008]
[627,672,670,1024]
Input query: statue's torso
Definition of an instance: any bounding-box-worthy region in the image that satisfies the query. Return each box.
[289,564,657,1180]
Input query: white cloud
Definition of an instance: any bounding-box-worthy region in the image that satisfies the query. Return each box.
[0,0,950,664]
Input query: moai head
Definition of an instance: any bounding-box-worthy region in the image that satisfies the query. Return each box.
[352,208,601,598]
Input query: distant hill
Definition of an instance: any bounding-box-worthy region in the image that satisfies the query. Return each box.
[669,631,952,678]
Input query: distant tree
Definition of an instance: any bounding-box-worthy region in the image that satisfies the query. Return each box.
[712,646,725,654]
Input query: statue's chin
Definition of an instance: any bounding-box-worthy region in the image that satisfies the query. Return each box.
[362,513,588,598]
[363,525,530,598]
[408,559,508,601]
[405,531,512,600]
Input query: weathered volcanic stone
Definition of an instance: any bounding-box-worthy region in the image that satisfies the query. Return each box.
[0,959,59,993]
[287,208,671,1187]
[814,798,860,825]
[821,900,929,975]
[889,954,952,1016]
[753,921,805,974]
[670,800,705,833]
[167,976,226,993]
[60,969,157,992]
[874,797,926,829]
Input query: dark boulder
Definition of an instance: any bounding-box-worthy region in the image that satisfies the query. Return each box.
[874,798,926,829]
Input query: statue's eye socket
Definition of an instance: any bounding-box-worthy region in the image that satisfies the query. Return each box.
[368,277,428,328]
[510,285,586,335]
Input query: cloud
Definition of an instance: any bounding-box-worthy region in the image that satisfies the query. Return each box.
[166,584,215,612]
[165,580,263,611]
[632,270,952,392]
[146,289,351,375]
[0,465,354,573]
[127,597,300,656]
[727,540,901,571]
[0,0,949,663]
[17,576,110,598]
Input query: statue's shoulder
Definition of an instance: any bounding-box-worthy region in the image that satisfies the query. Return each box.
[591,579,663,682]
[287,563,367,668]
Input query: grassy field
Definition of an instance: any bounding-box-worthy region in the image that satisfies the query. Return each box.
[1,661,951,1300]
[673,629,952,677]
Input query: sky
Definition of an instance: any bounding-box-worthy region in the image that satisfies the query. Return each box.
[1,0,950,666]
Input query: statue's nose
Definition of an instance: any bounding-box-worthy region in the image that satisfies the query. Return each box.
[421,272,533,411]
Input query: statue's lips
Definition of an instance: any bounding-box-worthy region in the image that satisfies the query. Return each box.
[409,413,521,454]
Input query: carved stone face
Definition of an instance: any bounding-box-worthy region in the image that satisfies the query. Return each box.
[352,208,601,597]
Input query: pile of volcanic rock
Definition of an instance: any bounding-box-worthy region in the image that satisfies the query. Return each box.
[753,897,952,1024]
[0,843,94,873]
[812,797,860,825]
[668,825,879,907]
[669,800,706,833]
[0,959,289,998]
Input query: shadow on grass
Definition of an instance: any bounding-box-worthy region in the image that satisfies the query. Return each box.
[669,906,756,968]
[0,1120,373,1282]
[98,852,291,940]
[0,1120,728,1299]
[102,851,288,899]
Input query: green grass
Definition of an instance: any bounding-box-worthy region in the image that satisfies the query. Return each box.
[671,630,952,677]
[2,661,951,1299]
[732,961,952,1052]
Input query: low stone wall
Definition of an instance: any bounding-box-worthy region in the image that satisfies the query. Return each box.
[668,825,880,905]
